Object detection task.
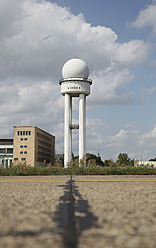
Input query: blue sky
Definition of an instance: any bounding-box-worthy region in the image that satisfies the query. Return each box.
[0,0,156,161]
[49,0,152,40]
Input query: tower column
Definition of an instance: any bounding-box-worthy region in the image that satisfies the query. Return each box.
[64,94,72,167]
[84,96,86,159]
[79,93,86,164]
[60,58,92,168]
[70,96,72,158]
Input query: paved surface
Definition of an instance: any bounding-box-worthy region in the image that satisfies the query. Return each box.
[0,175,156,248]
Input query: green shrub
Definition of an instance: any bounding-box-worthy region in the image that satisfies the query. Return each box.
[0,164,156,176]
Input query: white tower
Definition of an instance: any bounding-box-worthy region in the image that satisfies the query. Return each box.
[59,58,92,167]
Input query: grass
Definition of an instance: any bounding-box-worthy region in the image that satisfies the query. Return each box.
[0,164,156,176]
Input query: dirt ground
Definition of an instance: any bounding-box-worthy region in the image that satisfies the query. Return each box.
[0,175,156,248]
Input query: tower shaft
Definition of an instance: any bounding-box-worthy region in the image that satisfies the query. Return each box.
[64,93,87,167]
[64,94,72,167]
[79,94,86,163]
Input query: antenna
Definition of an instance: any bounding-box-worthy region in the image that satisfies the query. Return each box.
[98,142,100,157]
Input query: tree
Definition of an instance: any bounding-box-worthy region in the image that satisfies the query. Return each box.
[103,159,115,167]
[149,158,156,161]
[86,153,104,167]
[117,153,131,166]
[72,153,104,166]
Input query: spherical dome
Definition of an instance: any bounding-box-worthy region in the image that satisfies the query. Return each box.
[62,58,89,79]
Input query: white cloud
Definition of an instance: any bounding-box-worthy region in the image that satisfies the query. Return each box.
[113,40,149,65]
[125,121,137,129]
[90,68,133,105]
[0,0,25,40]
[0,80,62,136]
[105,129,130,157]
[139,126,156,145]
[132,1,156,35]
[147,86,156,94]
[0,0,149,82]
[111,129,129,141]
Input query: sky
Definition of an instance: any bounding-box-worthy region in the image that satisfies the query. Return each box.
[1,0,156,162]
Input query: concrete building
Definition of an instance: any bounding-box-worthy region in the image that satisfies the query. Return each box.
[0,139,13,168]
[59,58,92,167]
[135,161,156,168]
[13,126,55,167]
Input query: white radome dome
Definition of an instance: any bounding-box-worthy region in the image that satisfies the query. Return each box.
[62,58,89,79]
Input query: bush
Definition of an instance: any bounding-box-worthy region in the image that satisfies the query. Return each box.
[0,163,156,176]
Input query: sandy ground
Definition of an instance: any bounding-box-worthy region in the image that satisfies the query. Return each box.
[0,175,156,248]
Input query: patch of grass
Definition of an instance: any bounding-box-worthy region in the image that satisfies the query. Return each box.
[0,164,156,176]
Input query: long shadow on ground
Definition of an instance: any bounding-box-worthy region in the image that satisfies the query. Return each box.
[54,176,98,248]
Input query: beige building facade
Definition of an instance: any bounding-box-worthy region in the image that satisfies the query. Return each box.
[13,126,55,167]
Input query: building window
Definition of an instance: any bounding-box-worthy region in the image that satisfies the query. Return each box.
[14,158,18,161]
[20,145,23,148]
[24,138,27,141]
[24,145,27,148]
[70,87,78,89]
[20,151,23,154]
[21,158,26,161]
[7,148,13,153]
[0,148,5,153]
[21,138,23,141]
[24,151,27,154]
[17,131,29,136]
[37,132,51,143]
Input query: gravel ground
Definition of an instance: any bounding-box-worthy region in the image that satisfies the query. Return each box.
[0,175,156,248]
